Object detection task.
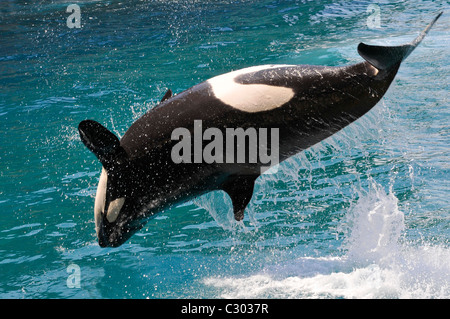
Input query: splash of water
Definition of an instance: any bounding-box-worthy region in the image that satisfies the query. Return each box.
[339,180,405,266]
[204,179,450,299]
[192,191,236,231]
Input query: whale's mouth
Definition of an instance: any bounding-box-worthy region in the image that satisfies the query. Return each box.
[96,213,145,248]
[96,197,160,247]
[97,220,123,248]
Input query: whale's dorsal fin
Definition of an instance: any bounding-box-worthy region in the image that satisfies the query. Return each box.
[160,89,173,103]
[78,120,128,171]
[221,174,258,221]
[358,12,442,70]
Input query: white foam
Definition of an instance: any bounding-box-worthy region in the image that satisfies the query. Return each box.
[340,181,405,265]
[204,180,450,299]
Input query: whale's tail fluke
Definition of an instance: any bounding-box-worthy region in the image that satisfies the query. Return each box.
[357,12,442,70]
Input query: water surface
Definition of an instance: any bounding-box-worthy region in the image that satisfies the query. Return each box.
[0,0,448,298]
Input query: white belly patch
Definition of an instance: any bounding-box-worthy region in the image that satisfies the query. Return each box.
[207,65,296,113]
[94,168,107,235]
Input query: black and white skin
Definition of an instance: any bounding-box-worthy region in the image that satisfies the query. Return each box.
[78,14,442,247]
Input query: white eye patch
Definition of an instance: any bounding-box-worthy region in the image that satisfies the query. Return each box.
[207,65,296,113]
[107,197,125,223]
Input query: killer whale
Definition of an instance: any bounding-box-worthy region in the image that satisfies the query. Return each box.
[79,13,442,247]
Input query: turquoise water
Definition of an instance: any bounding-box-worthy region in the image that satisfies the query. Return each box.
[1,0,449,299]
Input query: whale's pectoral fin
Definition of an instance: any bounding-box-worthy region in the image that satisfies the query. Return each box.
[221,174,258,221]
[358,12,442,70]
[160,89,173,103]
[78,120,128,171]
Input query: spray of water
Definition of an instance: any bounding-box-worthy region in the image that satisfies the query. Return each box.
[198,104,448,298]
[339,179,405,266]
[204,178,450,298]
